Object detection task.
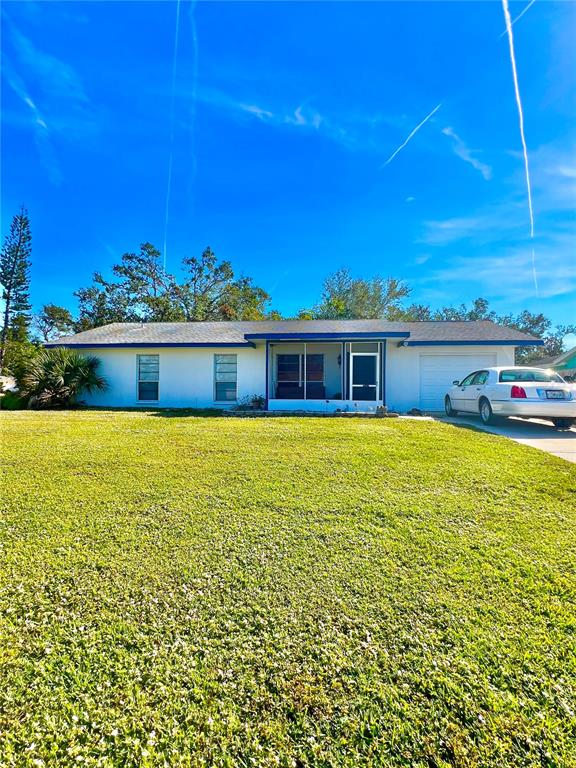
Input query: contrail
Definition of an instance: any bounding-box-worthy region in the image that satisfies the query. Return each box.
[163,0,182,271]
[186,1,199,218]
[502,0,538,294]
[382,103,442,167]
[499,0,535,38]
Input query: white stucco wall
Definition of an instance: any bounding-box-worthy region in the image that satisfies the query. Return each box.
[80,346,266,409]
[385,343,516,412]
[78,341,516,412]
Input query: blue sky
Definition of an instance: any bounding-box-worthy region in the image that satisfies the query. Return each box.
[2,0,575,324]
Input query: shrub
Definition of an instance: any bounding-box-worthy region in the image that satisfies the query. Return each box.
[0,391,25,410]
[234,394,266,411]
[20,347,107,408]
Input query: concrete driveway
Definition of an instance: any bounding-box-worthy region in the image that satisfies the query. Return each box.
[439,415,576,463]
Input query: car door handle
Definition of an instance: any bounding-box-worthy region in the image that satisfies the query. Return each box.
[475,387,482,390]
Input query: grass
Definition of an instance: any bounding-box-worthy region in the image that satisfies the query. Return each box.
[1,411,575,767]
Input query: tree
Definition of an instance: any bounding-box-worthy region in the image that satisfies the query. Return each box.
[0,207,32,370]
[302,268,410,320]
[35,304,75,342]
[175,247,271,321]
[75,243,178,330]
[111,242,182,321]
[75,244,274,329]
[411,296,575,364]
[431,297,498,322]
[389,303,432,321]
[20,347,107,408]
[74,274,135,331]
[2,338,39,387]
[498,312,576,364]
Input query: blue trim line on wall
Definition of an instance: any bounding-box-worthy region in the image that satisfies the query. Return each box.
[244,332,410,341]
[399,339,544,347]
[265,340,269,410]
[343,342,349,400]
[381,341,386,405]
[44,342,256,349]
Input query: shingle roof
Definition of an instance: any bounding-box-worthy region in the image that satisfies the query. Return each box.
[47,319,542,347]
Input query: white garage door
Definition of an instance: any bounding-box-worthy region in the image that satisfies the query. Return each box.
[419,354,497,411]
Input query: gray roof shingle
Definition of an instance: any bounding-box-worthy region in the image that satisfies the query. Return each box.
[47,319,542,346]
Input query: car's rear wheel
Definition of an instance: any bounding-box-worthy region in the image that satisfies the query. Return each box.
[552,418,575,430]
[445,396,457,417]
[479,397,494,425]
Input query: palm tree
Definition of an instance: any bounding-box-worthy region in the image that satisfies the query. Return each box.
[21,348,107,408]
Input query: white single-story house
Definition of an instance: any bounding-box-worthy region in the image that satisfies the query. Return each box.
[47,319,543,412]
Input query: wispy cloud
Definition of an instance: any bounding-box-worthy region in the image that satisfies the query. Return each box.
[419,145,576,247]
[2,61,62,185]
[442,126,492,180]
[239,103,274,120]
[2,15,97,183]
[195,87,366,150]
[382,103,442,167]
[416,236,576,302]
[416,144,575,301]
[9,25,90,109]
[418,211,523,246]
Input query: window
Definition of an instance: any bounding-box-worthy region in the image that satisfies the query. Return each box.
[305,354,324,382]
[351,342,379,353]
[215,354,237,401]
[499,368,564,383]
[471,371,489,385]
[276,354,324,383]
[459,372,478,387]
[277,354,300,382]
[138,355,159,401]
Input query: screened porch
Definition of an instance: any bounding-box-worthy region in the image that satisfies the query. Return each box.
[266,341,386,408]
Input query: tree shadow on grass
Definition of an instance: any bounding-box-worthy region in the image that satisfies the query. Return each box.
[148,408,225,418]
[81,406,225,418]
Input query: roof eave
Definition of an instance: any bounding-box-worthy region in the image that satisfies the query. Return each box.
[244,331,411,341]
[44,341,256,349]
[398,339,544,347]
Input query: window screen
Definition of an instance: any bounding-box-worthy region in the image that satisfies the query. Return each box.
[138,355,159,401]
[305,354,324,382]
[276,354,324,382]
[215,354,237,401]
[277,354,300,382]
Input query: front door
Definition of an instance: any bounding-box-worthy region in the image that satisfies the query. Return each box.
[351,354,378,401]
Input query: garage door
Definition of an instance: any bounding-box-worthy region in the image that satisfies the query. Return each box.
[419,354,497,411]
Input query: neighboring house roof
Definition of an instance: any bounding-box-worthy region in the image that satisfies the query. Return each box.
[535,347,576,371]
[47,320,543,348]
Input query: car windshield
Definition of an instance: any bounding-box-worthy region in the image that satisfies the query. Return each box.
[499,369,564,383]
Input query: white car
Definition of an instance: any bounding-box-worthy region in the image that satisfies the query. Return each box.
[444,366,576,429]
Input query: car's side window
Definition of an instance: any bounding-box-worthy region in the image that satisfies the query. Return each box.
[471,371,488,385]
[460,372,477,387]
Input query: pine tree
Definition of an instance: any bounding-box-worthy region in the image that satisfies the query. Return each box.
[0,207,32,370]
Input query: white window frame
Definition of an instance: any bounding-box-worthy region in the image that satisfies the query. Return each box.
[137,354,160,402]
[214,354,238,403]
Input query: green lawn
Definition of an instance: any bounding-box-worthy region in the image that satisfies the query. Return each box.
[1,411,575,767]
